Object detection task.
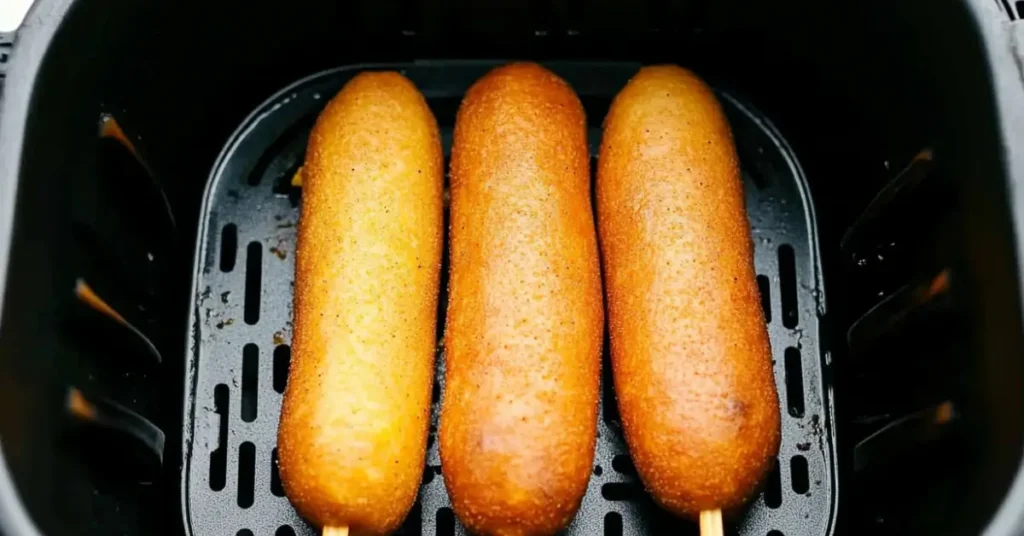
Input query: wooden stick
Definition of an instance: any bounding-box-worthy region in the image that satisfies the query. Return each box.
[700,509,723,536]
[323,527,348,536]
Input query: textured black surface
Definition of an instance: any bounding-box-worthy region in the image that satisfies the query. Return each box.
[181,61,837,536]
[0,31,12,92]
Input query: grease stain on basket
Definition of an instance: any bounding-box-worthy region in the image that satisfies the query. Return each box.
[199,286,212,306]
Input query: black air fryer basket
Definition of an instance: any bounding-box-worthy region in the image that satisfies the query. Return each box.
[1,1,1024,535]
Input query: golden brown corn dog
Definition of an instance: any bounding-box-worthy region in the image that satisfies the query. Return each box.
[597,65,781,519]
[277,71,443,535]
[439,63,603,535]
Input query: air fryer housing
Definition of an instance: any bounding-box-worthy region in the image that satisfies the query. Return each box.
[1,0,1023,535]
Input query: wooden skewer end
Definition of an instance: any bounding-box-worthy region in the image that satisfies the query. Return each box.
[323,526,348,536]
[700,509,724,536]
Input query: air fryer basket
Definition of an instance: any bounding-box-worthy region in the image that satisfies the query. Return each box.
[2,0,1024,535]
[182,62,834,536]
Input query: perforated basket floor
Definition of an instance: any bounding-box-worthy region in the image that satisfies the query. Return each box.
[182,61,837,536]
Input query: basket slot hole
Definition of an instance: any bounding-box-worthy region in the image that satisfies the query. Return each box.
[601,374,618,424]
[241,344,258,422]
[791,455,810,494]
[271,447,284,496]
[276,527,296,536]
[270,447,284,496]
[237,442,256,508]
[244,242,262,325]
[601,482,642,501]
[399,501,423,535]
[604,512,623,536]
[273,345,290,394]
[768,531,784,536]
[436,506,456,536]
[778,245,798,328]
[764,458,782,508]
[220,224,238,272]
[237,530,253,536]
[784,347,805,418]
[209,384,229,491]
[757,274,772,323]
[427,465,442,486]
[611,454,637,477]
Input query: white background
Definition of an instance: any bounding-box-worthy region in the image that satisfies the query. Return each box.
[0,0,32,32]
